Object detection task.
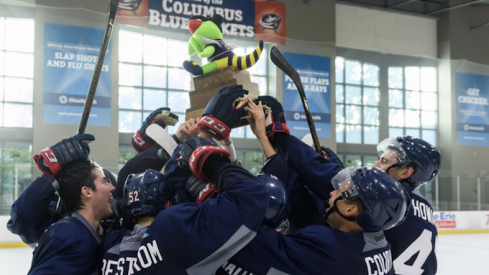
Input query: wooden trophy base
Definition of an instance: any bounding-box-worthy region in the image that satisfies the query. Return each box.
[185,67,259,126]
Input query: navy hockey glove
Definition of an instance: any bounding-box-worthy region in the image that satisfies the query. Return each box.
[186,175,218,203]
[179,136,231,182]
[131,107,179,152]
[258,95,290,137]
[197,85,249,141]
[321,146,345,169]
[33,134,95,177]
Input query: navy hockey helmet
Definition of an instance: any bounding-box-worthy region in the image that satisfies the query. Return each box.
[257,174,290,232]
[123,169,173,219]
[331,167,410,232]
[377,136,441,187]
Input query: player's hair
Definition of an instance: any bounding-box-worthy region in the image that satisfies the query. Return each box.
[344,197,366,215]
[57,159,99,212]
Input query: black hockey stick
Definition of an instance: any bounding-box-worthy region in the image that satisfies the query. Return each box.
[270,46,322,154]
[57,0,120,216]
[77,0,120,134]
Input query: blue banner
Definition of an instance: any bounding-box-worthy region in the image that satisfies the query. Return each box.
[43,23,111,126]
[148,0,256,40]
[455,72,489,147]
[282,53,331,139]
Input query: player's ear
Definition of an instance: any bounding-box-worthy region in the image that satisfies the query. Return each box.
[400,166,415,180]
[345,203,359,217]
[81,186,92,198]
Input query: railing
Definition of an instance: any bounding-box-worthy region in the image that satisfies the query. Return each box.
[1,164,488,214]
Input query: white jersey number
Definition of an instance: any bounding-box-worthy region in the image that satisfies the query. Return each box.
[393,229,434,275]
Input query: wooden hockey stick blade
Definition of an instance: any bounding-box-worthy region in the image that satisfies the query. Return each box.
[146,124,178,156]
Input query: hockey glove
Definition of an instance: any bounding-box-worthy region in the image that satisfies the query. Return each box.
[186,176,219,203]
[258,96,290,138]
[131,107,179,152]
[33,134,95,177]
[179,136,231,182]
[197,85,249,141]
[321,146,345,169]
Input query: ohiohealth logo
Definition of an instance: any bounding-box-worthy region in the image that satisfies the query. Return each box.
[464,124,469,131]
[59,95,68,104]
[294,113,301,120]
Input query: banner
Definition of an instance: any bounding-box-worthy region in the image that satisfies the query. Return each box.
[43,23,112,126]
[455,72,489,147]
[117,0,286,44]
[282,53,331,139]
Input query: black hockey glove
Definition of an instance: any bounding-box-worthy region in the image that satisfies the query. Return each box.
[33,134,94,177]
[197,85,249,141]
[131,107,179,152]
[179,136,230,182]
[258,95,290,137]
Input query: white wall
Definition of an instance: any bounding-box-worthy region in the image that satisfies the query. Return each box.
[0,216,25,243]
[336,3,437,58]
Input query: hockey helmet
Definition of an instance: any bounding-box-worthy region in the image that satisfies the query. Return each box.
[123,169,173,219]
[377,136,441,187]
[257,174,290,233]
[331,167,410,232]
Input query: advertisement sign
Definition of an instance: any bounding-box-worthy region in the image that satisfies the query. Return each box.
[43,23,112,126]
[282,52,331,139]
[118,0,286,44]
[455,72,489,147]
[433,211,457,229]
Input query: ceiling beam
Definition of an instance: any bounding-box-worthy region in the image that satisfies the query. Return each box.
[471,20,489,31]
[387,0,419,9]
[427,0,487,15]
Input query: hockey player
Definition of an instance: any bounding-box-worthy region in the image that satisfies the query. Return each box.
[101,167,289,275]
[374,137,441,275]
[24,134,115,274]
[101,134,270,274]
[7,108,181,244]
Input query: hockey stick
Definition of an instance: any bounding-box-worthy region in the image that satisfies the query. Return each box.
[270,46,322,154]
[146,124,178,157]
[57,0,120,216]
[77,0,120,134]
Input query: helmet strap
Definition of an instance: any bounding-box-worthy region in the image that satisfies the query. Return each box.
[323,196,357,225]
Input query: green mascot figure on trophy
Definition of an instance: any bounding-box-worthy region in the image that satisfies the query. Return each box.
[183,14,264,76]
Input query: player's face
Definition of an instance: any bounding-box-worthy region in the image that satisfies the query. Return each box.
[91,167,115,220]
[373,149,404,181]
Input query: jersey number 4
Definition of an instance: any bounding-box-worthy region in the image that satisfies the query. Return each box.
[394,229,435,275]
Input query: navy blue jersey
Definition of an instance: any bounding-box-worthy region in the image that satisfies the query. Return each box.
[385,187,437,275]
[101,226,145,274]
[101,163,268,275]
[7,175,59,246]
[273,133,342,200]
[217,225,394,275]
[29,213,102,275]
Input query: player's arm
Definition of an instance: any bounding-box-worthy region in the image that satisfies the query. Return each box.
[261,153,326,228]
[155,136,269,272]
[8,134,94,246]
[7,175,59,246]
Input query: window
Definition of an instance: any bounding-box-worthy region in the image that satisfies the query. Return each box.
[118,30,192,134]
[335,57,380,144]
[0,142,32,214]
[0,17,35,128]
[388,66,437,145]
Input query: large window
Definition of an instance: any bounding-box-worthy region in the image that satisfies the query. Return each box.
[0,17,35,128]
[335,57,380,144]
[388,66,438,145]
[118,30,192,134]
[0,142,32,214]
